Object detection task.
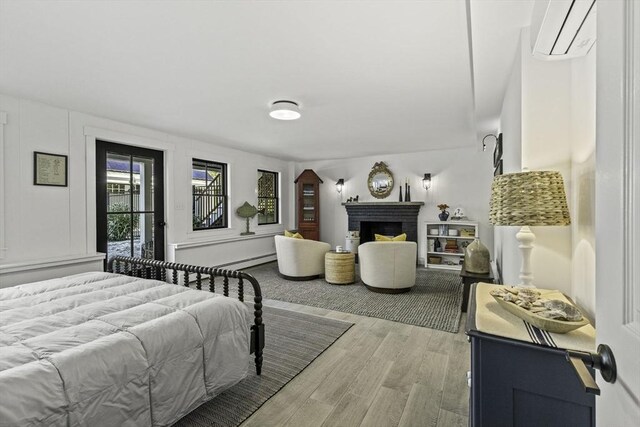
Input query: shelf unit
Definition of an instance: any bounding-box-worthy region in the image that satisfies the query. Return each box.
[295,169,323,240]
[425,220,478,271]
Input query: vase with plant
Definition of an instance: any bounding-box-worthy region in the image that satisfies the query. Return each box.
[437,203,450,221]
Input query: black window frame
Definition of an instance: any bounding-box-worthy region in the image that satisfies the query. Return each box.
[257,169,279,226]
[192,158,228,231]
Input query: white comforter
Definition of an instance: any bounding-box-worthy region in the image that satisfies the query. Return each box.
[0,272,252,427]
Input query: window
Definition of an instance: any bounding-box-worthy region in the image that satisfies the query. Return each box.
[192,159,227,230]
[258,169,279,225]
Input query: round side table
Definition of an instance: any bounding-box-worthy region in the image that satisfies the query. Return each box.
[324,251,356,285]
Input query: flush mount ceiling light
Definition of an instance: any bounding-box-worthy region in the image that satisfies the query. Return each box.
[269,100,301,120]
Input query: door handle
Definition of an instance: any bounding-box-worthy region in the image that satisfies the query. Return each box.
[565,344,617,395]
[157,221,166,227]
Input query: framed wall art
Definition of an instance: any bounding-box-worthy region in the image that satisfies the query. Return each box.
[34,151,68,187]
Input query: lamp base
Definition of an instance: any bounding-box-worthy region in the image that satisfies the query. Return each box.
[516,226,535,287]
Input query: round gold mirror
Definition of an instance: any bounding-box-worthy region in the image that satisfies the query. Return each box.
[368,162,394,199]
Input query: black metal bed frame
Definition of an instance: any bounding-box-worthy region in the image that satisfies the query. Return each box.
[107,256,264,375]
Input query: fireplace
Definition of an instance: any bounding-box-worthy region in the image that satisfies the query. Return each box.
[360,221,403,244]
[343,202,424,244]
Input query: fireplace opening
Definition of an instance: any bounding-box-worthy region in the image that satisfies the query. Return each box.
[360,221,403,244]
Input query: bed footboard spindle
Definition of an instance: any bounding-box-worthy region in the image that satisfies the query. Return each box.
[195,271,202,290]
[237,277,244,302]
[223,274,229,297]
[251,288,264,376]
[183,269,190,287]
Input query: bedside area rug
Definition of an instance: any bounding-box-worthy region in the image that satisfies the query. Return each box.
[245,262,463,333]
[174,305,352,427]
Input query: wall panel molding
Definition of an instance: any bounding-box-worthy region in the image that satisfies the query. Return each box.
[622,1,639,334]
[0,111,7,259]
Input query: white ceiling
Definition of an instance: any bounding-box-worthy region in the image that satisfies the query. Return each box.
[0,0,533,161]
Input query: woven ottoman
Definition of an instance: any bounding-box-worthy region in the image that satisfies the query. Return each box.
[324,251,356,285]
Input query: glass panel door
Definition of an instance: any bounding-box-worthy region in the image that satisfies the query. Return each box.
[97,141,164,267]
[302,183,315,222]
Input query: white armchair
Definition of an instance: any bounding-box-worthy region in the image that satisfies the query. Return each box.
[274,235,331,280]
[358,241,417,293]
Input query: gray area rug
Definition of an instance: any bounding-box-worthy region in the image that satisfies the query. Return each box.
[245,262,463,333]
[174,305,352,427]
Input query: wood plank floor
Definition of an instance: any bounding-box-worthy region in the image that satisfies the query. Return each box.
[242,299,471,427]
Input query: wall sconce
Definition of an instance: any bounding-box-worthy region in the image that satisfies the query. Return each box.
[482,134,498,152]
[336,178,344,194]
[422,173,431,190]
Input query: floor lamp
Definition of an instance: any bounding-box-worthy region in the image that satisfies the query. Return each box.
[489,170,571,287]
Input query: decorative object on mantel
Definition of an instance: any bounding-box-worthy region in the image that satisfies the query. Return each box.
[489,170,571,287]
[465,238,490,274]
[404,178,411,202]
[451,207,466,220]
[367,161,395,199]
[437,203,450,221]
[236,201,261,235]
[398,185,403,202]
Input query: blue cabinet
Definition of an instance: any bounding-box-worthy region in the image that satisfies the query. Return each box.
[466,285,595,426]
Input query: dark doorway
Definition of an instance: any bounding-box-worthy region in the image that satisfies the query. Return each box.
[96,141,165,268]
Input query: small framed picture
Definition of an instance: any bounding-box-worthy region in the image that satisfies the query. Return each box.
[493,133,503,167]
[34,152,68,187]
[494,159,503,177]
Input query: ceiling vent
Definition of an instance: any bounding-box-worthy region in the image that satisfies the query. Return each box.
[530,0,596,60]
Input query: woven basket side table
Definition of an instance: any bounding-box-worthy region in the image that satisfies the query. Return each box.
[325,251,356,285]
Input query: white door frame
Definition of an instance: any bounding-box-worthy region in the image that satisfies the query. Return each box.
[595,1,640,423]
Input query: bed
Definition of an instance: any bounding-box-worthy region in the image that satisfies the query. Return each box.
[0,256,265,427]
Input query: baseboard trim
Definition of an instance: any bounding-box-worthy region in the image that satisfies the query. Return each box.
[212,253,277,270]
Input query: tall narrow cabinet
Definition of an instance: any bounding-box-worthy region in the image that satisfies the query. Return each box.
[295,169,323,240]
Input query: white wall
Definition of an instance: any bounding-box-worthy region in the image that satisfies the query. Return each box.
[521,27,573,293]
[0,94,294,286]
[570,48,596,318]
[297,146,495,265]
[496,28,596,316]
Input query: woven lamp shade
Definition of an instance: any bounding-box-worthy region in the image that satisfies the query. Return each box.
[489,171,571,226]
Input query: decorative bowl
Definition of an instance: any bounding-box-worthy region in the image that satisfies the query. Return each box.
[491,294,589,334]
[448,229,459,236]
[429,229,439,235]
